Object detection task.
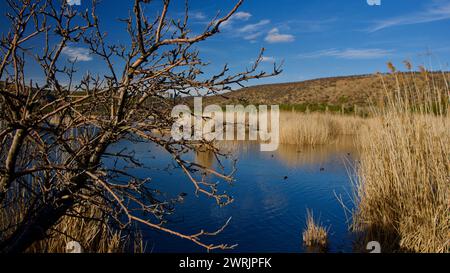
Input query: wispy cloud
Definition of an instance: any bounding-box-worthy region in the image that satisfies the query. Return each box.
[233,11,252,20]
[249,56,276,65]
[368,1,450,32]
[231,19,271,42]
[280,18,338,33]
[243,32,264,41]
[265,28,295,43]
[298,48,393,59]
[222,14,296,44]
[261,56,276,63]
[221,11,252,28]
[238,19,270,33]
[61,46,92,62]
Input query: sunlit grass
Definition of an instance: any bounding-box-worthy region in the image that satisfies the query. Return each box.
[352,66,450,253]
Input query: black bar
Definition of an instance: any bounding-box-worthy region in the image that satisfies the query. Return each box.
[1,253,447,272]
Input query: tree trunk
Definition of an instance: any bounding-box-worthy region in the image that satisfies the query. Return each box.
[0,128,26,204]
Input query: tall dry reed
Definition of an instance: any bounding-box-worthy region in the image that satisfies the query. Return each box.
[302,210,329,253]
[26,204,145,253]
[353,67,450,253]
[279,111,365,146]
[0,191,144,253]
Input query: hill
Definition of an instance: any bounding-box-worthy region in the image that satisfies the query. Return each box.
[201,72,449,113]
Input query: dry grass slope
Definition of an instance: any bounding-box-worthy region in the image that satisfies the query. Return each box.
[204,72,450,112]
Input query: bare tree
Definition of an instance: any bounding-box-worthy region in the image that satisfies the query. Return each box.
[0,0,280,252]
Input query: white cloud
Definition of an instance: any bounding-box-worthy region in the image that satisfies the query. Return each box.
[264,28,295,43]
[261,56,276,62]
[238,19,271,33]
[233,11,252,20]
[226,19,270,42]
[221,14,295,44]
[250,56,276,65]
[243,32,264,41]
[61,46,92,62]
[298,48,393,59]
[221,11,252,28]
[368,2,450,32]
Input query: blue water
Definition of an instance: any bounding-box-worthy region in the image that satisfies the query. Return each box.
[108,140,357,253]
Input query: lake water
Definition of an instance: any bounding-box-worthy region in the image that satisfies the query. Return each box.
[109,139,358,253]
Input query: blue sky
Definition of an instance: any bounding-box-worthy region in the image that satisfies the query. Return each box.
[188,0,450,84]
[2,0,450,86]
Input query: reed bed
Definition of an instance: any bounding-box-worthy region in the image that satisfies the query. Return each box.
[352,68,450,253]
[27,206,122,253]
[279,111,366,146]
[204,67,449,253]
[27,205,144,253]
[0,191,144,253]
